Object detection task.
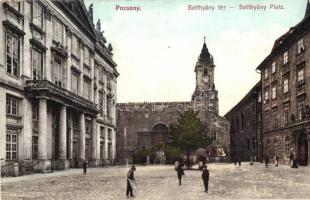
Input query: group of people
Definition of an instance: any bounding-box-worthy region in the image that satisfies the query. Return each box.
[175,162,210,193]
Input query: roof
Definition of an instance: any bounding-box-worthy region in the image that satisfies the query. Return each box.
[224,81,261,117]
[198,38,213,64]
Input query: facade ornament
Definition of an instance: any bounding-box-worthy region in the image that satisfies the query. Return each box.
[96,19,101,34]
[65,26,72,38]
[108,43,113,52]
[88,3,93,22]
[44,7,52,21]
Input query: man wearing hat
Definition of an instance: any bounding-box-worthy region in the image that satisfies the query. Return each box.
[126,165,136,197]
[202,165,209,193]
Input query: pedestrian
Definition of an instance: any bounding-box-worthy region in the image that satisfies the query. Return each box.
[292,153,298,168]
[289,152,294,167]
[275,155,279,167]
[202,165,209,193]
[83,159,88,174]
[233,157,237,166]
[238,157,241,166]
[176,164,185,185]
[265,155,269,168]
[126,165,136,198]
[74,154,79,168]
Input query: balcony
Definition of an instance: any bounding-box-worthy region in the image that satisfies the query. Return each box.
[25,80,98,114]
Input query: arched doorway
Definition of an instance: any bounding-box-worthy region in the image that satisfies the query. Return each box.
[297,130,308,166]
[151,123,169,164]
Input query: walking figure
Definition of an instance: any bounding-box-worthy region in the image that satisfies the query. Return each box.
[83,159,88,174]
[275,155,279,167]
[202,165,209,193]
[265,155,269,168]
[238,157,241,166]
[176,164,185,185]
[74,154,79,168]
[126,165,136,198]
[289,152,294,167]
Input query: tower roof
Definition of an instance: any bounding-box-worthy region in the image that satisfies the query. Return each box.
[198,37,213,63]
[306,0,310,18]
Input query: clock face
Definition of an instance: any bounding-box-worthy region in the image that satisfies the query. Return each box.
[203,76,209,83]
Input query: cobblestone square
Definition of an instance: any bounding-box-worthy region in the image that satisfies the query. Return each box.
[1,163,310,200]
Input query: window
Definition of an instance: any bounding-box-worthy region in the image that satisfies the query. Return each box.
[6,96,18,115]
[264,68,269,79]
[297,68,304,85]
[107,97,111,117]
[32,136,38,159]
[6,33,20,77]
[54,19,63,44]
[285,137,290,157]
[100,126,105,138]
[32,103,39,131]
[73,114,79,136]
[272,86,277,99]
[210,131,216,140]
[265,113,270,129]
[283,79,289,93]
[258,92,262,103]
[83,79,91,100]
[84,47,90,66]
[283,105,289,124]
[85,120,91,135]
[297,100,305,120]
[6,133,17,160]
[32,1,43,29]
[71,71,79,94]
[264,90,269,101]
[100,142,104,159]
[236,116,239,130]
[283,51,288,65]
[99,91,105,116]
[32,47,43,80]
[272,109,277,128]
[53,55,63,87]
[252,137,256,150]
[72,35,79,57]
[298,38,304,54]
[241,113,244,131]
[271,62,276,74]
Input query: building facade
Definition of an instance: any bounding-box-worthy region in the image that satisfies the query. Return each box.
[0,0,119,176]
[256,2,310,166]
[225,82,262,162]
[116,40,230,164]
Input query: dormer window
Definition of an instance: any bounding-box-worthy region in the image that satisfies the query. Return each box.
[283,51,288,65]
[298,38,305,54]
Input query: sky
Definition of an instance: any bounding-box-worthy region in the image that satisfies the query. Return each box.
[85,0,308,116]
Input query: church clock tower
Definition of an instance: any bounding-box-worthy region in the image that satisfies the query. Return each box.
[192,37,219,114]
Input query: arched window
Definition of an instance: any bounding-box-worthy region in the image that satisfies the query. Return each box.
[152,123,169,133]
[203,68,208,76]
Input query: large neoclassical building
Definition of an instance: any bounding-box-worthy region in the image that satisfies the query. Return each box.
[116,40,230,164]
[0,0,119,176]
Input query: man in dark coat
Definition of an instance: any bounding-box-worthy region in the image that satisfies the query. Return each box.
[202,165,209,193]
[82,159,88,174]
[265,155,269,168]
[126,165,136,197]
[176,165,184,185]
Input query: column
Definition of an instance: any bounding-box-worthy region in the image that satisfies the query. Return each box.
[79,112,85,160]
[59,105,67,159]
[112,129,116,161]
[91,117,97,160]
[38,99,47,159]
[96,124,101,160]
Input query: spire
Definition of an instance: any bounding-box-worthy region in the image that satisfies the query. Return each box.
[305,0,310,18]
[198,36,213,63]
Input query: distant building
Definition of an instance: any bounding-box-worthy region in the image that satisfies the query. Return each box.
[225,82,262,162]
[256,1,310,166]
[0,0,119,176]
[116,39,230,164]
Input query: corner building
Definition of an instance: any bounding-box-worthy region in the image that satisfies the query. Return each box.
[257,2,310,166]
[0,0,119,176]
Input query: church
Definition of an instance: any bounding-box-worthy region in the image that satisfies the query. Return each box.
[116,39,230,164]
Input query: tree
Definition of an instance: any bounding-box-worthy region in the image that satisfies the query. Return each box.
[170,111,211,169]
